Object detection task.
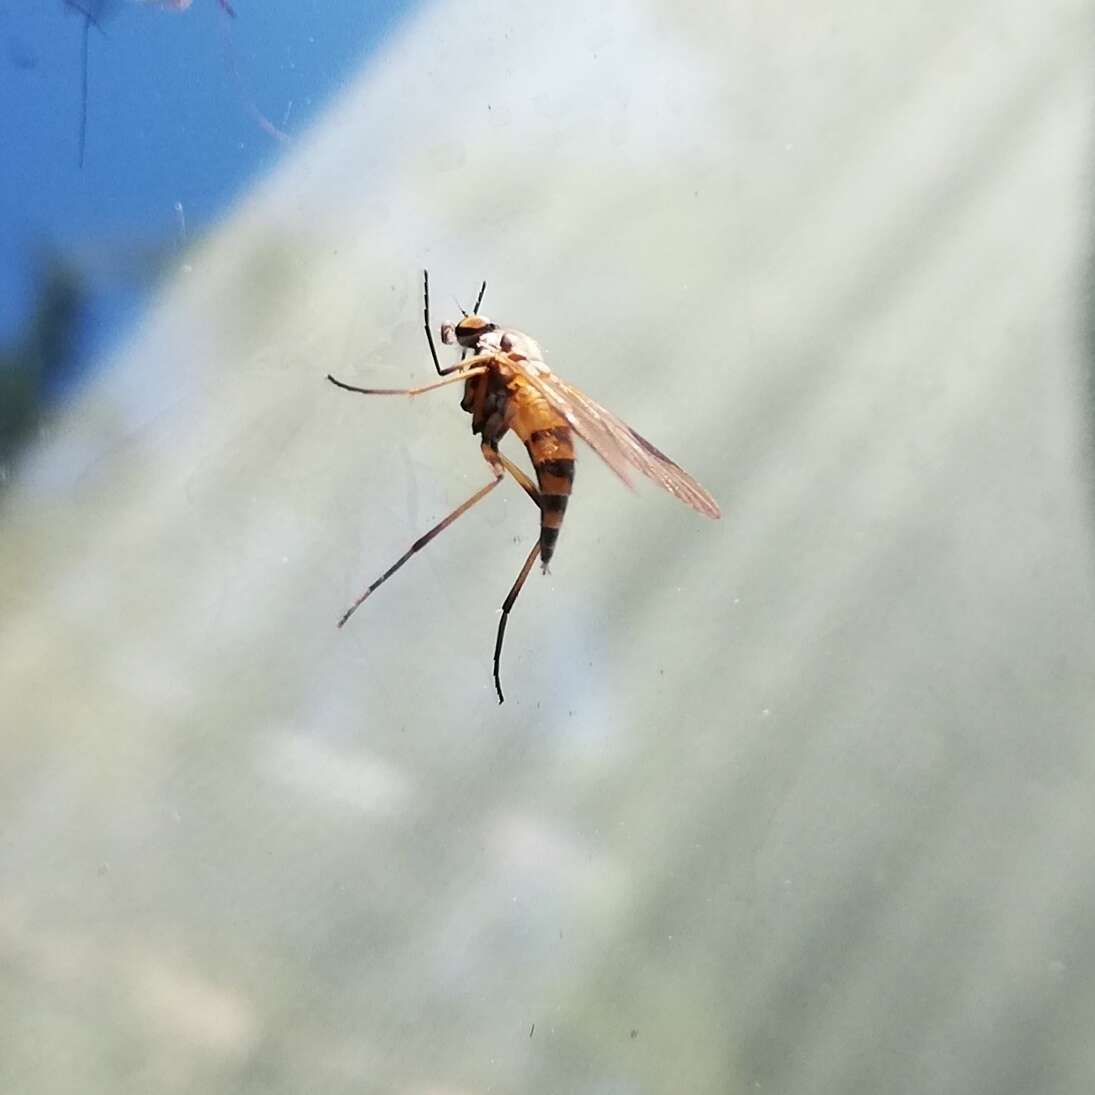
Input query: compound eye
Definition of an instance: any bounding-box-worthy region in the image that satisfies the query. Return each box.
[457,318,493,344]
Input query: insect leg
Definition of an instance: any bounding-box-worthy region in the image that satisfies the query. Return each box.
[337,469,504,628]
[77,7,91,167]
[423,269,442,374]
[485,448,543,702]
[214,6,290,143]
[422,270,466,376]
[495,451,541,508]
[493,540,542,704]
[327,366,485,398]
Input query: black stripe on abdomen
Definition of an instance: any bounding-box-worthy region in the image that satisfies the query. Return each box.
[539,494,568,566]
[529,427,571,448]
[537,459,574,481]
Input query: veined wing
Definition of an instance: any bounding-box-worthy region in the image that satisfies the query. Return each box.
[514,359,721,519]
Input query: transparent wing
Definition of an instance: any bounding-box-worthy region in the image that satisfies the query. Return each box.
[514,360,721,518]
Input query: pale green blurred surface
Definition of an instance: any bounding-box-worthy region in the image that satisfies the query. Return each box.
[4,1,1095,1092]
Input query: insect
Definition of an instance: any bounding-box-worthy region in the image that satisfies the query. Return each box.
[62,0,106,167]
[327,271,721,704]
[66,0,284,168]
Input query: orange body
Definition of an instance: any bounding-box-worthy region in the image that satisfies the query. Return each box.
[461,359,575,566]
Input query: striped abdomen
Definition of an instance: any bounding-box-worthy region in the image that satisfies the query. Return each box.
[499,366,575,567]
[524,424,575,566]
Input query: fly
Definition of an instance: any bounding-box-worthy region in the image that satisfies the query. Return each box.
[67,0,285,167]
[327,271,721,703]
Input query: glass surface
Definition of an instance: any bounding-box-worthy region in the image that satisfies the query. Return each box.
[2,2,1094,1093]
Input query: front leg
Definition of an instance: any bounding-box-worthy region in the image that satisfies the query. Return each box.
[326,365,487,398]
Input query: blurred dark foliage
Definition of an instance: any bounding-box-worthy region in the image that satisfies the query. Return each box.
[0,261,86,477]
